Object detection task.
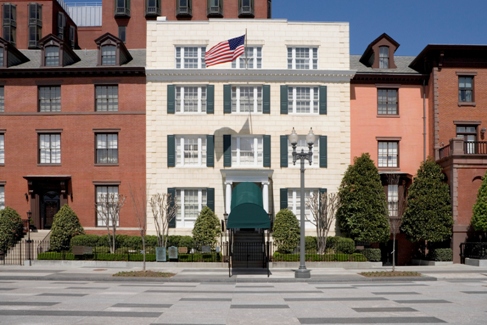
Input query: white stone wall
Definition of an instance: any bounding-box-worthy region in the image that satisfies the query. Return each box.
[146,19,352,236]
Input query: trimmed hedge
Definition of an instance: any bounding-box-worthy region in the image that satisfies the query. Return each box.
[431,248,453,261]
[361,248,381,262]
[70,234,191,250]
[38,252,75,260]
[273,252,367,262]
[326,237,355,254]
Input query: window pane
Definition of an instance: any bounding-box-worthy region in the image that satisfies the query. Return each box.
[96,185,119,226]
[378,88,397,115]
[0,134,4,164]
[176,189,207,225]
[176,86,206,113]
[39,86,61,112]
[101,45,116,65]
[378,141,398,167]
[39,134,61,164]
[96,85,118,111]
[0,86,4,112]
[388,184,398,217]
[96,133,118,164]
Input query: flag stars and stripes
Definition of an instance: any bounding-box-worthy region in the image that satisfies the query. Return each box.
[205,35,246,67]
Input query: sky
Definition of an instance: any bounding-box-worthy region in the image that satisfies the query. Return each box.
[64,0,487,55]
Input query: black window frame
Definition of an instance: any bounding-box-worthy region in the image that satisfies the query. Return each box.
[95,85,119,112]
[28,3,42,49]
[38,85,61,112]
[2,3,17,45]
[176,0,192,17]
[115,0,131,17]
[145,0,161,17]
[458,75,474,103]
[95,133,119,164]
[377,88,398,115]
[379,46,389,69]
[377,140,399,168]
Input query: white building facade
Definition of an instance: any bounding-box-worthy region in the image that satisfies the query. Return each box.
[146,19,354,236]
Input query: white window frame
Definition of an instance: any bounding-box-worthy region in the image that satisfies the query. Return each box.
[231,136,263,167]
[0,134,4,164]
[39,133,61,164]
[0,185,4,210]
[288,188,317,229]
[232,46,262,69]
[231,85,262,113]
[176,86,207,113]
[287,47,317,70]
[96,133,118,164]
[288,136,319,168]
[176,46,206,69]
[96,185,119,227]
[176,188,207,228]
[388,184,399,217]
[378,141,398,168]
[288,86,319,114]
[176,135,207,167]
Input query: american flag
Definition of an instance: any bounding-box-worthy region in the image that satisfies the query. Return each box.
[205,35,246,67]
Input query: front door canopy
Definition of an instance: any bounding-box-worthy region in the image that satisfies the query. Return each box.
[227,182,270,229]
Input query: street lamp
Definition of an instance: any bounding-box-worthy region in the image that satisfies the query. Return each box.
[27,211,32,266]
[289,127,315,278]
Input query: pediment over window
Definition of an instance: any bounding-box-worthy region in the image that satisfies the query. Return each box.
[359,33,399,69]
[95,33,133,66]
[39,34,80,67]
[0,37,29,68]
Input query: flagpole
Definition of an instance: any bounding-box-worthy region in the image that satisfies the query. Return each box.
[244,28,248,70]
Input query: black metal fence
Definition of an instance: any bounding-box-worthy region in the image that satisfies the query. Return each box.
[459,242,487,263]
[0,240,44,265]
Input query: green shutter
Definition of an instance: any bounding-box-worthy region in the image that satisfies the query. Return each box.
[206,84,214,114]
[167,85,175,114]
[319,135,327,168]
[206,188,215,212]
[167,135,175,167]
[206,135,214,167]
[223,135,232,167]
[280,188,288,210]
[263,85,270,114]
[280,135,288,167]
[168,187,176,228]
[223,84,231,114]
[280,85,288,114]
[263,135,271,167]
[319,85,327,115]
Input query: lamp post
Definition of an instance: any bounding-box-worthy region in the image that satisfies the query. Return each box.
[27,211,32,266]
[289,127,315,278]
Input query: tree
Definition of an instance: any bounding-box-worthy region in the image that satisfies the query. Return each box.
[336,153,390,243]
[96,193,126,253]
[130,185,148,270]
[0,207,24,251]
[306,192,340,254]
[471,171,487,237]
[386,174,407,272]
[401,158,453,247]
[273,209,300,253]
[192,206,220,248]
[50,204,84,252]
[150,193,178,248]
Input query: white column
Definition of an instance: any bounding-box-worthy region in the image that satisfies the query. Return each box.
[225,181,232,214]
[262,181,269,213]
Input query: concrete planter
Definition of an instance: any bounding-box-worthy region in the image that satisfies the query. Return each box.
[411,259,453,266]
[465,258,487,267]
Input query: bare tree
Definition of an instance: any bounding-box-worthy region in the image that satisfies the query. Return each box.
[129,185,147,271]
[149,193,178,248]
[306,192,341,254]
[387,175,407,272]
[96,193,126,254]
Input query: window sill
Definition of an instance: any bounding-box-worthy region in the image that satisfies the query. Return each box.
[377,114,400,118]
[378,167,400,171]
[95,163,119,166]
[175,112,207,115]
[37,164,61,167]
[458,102,476,107]
[175,165,208,168]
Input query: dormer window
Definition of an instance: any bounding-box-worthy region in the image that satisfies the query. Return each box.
[95,33,132,66]
[45,45,59,66]
[379,46,389,68]
[0,46,4,67]
[146,0,161,17]
[39,34,80,67]
[115,0,131,17]
[238,0,254,18]
[176,0,192,18]
[207,0,223,18]
[101,45,116,65]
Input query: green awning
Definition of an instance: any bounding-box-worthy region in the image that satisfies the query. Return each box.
[227,182,270,229]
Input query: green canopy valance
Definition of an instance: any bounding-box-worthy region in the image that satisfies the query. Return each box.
[227,182,270,229]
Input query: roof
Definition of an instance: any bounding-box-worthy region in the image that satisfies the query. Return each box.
[351,55,420,74]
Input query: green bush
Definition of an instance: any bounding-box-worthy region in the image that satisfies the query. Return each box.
[0,207,24,251]
[305,236,317,251]
[50,205,84,252]
[431,248,453,261]
[361,248,382,262]
[71,234,104,247]
[37,252,75,260]
[92,246,110,254]
[192,206,221,248]
[272,252,367,262]
[326,237,355,254]
[166,235,194,249]
[145,235,158,247]
[273,209,300,253]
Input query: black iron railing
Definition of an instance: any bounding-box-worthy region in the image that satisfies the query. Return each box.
[459,242,487,263]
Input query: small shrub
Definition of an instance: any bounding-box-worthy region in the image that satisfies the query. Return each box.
[92,246,110,254]
[362,248,381,262]
[334,237,355,254]
[50,205,84,252]
[431,248,453,261]
[0,207,24,251]
[192,206,221,248]
[145,235,158,247]
[305,236,317,251]
[273,209,300,253]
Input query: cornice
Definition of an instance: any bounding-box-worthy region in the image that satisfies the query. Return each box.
[146,69,356,83]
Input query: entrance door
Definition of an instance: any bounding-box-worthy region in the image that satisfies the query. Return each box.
[40,191,60,229]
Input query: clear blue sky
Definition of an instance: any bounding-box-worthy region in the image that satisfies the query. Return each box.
[64,0,487,55]
[273,0,487,55]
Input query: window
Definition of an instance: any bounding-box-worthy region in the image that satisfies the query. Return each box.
[232,136,263,167]
[57,12,65,40]
[287,188,317,229]
[457,125,477,154]
[239,0,254,17]
[44,46,59,66]
[118,26,126,43]
[207,0,223,16]
[96,85,118,111]
[96,185,119,226]
[232,47,262,69]
[377,88,398,115]
[176,189,207,227]
[96,134,118,164]
[176,0,192,16]
[101,45,116,65]
[0,86,4,112]
[232,86,262,113]
[387,184,399,217]
[0,185,4,210]
[0,133,4,164]
[176,86,207,113]
[379,46,389,69]
[2,3,16,45]
[39,134,61,164]
[378,141,398,168]
[458,76,474,102]
[69,25,76,48]
[287,47,317,69]
[146,0,161,16]
[28,3,42,48]
[175,136,207,167]
[39,86,61,112]
[176,47,205,69]
[0,47,4,67]
[288,136,319,167]
[115,0,131,17]
[288,87,319,114]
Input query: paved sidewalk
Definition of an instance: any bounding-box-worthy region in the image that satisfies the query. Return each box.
[1,262,487,283]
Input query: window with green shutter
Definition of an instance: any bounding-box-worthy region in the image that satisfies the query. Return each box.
[223,135,232,167]
[167,85,175,114]
[263,85,270,114]
[319,85,327,115]
[319,135,327,168]
[280,188,288,210]
[263,135,271,167]
[206,135,214,167]
[223,84,231,114]
[280,85,288,114]
[206,84,214,114]
[280,135,288,167]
